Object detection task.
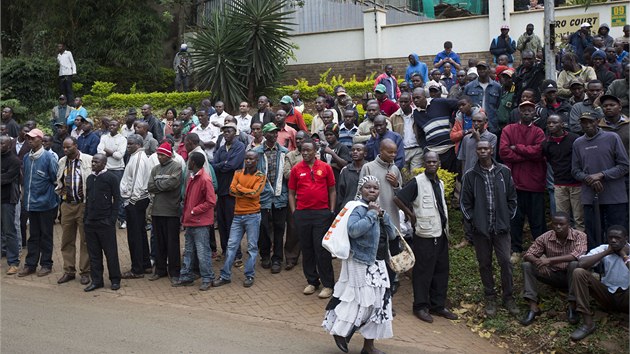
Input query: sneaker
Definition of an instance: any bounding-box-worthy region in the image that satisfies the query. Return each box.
[199,282,212,291]
[503,298,520,315]
[6,265,19,275]
[212,278,231,287]
[234,259,244,268]
[510,252,521,265]
[318,287,333,299]
[119,221,127,229]
[243,277,254,288]
[485,299,497,317]
[303,284,318,295]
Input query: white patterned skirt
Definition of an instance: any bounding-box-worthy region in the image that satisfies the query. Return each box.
[322,257,393,340]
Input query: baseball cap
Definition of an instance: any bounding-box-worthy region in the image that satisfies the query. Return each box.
[569,79,584,87]
[519,101,536,107]
[476,61,490,68]
[428,81,441,90]
[58,95,66,100]
[127,108,137,115]
[220,122,238,132]
[580,22,592,28]
[336,89,347,97]
[374,84,387,93]
[579,112,598,120]
[54,121,67,127]
[501,24,510,30]
[279,95,293,104]
[81,116,94,125]
[262,122,279,133]
[26,129,44,139]
[180,43,188,51]
[467,67,478,75]
[600,94,621,105]
[500,68,515,77]
[542,81,558,93]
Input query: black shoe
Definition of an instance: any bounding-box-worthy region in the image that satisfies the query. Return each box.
[567,307,580,325]
[414,309,433,323]
[261,258,271,269]
[148,273,166,281]
[172,279,195,287]
[111,283,121,291]
[57,273,76,284]
[570,324,596,341]
[243,277,255,288]
[84,283,104,292]
[431,308,458,320]
[212,278,231,287]
[333,335,348,353]
[520,310,541,326]
[270,262,281,274]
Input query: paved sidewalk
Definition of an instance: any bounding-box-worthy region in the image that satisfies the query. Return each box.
[5,225,505,353]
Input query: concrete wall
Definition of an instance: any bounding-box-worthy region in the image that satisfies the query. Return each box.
[285,1,627,84]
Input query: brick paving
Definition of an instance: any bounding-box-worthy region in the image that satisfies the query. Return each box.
[5,224,505,353]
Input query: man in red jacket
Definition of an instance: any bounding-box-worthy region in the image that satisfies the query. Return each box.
[172,152,217,291]
[374,84,400,116]
[499,100,547,264]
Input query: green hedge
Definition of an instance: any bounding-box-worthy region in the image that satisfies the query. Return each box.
[93,91,212,110]
[277,69,377,101]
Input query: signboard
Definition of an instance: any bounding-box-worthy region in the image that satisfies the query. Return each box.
[611,5,627,27]
[554,13,599,43]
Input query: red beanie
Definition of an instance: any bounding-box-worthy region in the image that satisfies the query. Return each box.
[156,142,173,157]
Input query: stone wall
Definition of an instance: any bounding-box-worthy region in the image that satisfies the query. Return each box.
[282,51,497,85]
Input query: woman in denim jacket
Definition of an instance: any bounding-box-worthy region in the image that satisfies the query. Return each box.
[323,175,396,354]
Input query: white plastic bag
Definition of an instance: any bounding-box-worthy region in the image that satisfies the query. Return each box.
[322,201,365,259]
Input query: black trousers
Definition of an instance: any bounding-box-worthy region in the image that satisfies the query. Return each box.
[216,195,241,258]
[510,190,546,253]
[472,231,513,301]
[294,209,334,288]
[125,199,151,274]
[85,222,121,285]
[24,207,57,269]
[59,75,74,105]
[152,216,181,277]
[411,233,449,311]
[259,206,287,263]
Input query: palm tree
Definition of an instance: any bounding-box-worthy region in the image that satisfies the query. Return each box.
[192,0,295,110]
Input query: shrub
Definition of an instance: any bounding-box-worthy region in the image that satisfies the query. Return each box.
[98,91,212,110]
[1,57,57,113]
[402,167,458,201]
[276,70,378,101]
[302,113,313,129]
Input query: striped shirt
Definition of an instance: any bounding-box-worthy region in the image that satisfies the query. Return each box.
[413,98,458,148]
[481,165,496,233]
[525,229,588,271]
[63,155,84,202]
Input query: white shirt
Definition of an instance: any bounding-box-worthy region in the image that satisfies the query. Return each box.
[581,244,630,293]
[97,133,128,170]
[121,125,134,138]
[57,50,77,76]
[71,127,81,138]
[235,114,252,134]
[191,124,217,160]
[479,81,489,110]
[15,139,25,154]
[402,111,418,148]
[120,150,151,204]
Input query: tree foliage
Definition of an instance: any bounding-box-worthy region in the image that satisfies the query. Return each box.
[191,0,295,110]
[3,0,169,71]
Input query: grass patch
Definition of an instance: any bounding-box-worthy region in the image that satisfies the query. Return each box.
[446,204,629,353]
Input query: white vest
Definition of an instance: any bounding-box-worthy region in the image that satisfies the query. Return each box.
[412,173,448,238]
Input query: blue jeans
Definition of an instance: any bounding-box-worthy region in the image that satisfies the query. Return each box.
[180,226,215,283]
[220,213,261,280]
[1,203,20,266]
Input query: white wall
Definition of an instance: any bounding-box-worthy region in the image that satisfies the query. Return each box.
[288,2,627,65]
[380,16,490,59]
[288,29,365,65]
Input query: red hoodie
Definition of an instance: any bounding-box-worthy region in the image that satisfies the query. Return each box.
[499,122,547,192]
[182,168,216,227]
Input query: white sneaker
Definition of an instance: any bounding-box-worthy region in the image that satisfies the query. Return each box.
[119,221,127,229]
[303,284,317,295]
[318,287,333,299]
[510,252,521,265]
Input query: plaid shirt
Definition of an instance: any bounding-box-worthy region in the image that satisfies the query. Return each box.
[481,165,496,233]
[525,228,588,271]
[263,143,279,187]
[63,155,84,202]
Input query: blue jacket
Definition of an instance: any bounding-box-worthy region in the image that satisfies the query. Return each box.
[211,140,245,196]
[489,35,517,63]
[67,106,88,128]
[253,143,289,209]
[405,53,429,86]
[568,31,593,65]
[23,150,59,212]
[463,79,502,134]
[348,203,396,265]
[365,130,405,170]
[77,131,100,155]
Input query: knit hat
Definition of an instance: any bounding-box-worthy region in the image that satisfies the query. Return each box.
[495,65,509,76]
[156,142,173,157]
[592,50,606,60]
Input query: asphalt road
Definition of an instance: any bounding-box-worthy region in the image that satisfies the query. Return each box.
[1,280,419,354]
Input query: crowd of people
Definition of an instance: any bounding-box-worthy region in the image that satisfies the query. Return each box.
[1,21,629,352]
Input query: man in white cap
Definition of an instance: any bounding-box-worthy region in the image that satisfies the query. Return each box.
[569,22,594,65]
[173,43,192,92]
